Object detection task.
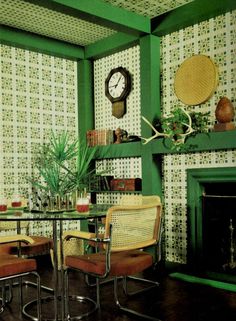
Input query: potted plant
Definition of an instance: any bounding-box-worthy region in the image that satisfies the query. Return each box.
[30,131,102,211]
[141,107,210,151]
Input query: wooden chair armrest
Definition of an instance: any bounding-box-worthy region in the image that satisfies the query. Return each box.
[63,230,96,241]
[0,235,35,245]
[63,230,109,244]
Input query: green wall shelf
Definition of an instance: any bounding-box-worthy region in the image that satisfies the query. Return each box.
[93,141,142,159]
[93,130,236,159]
[151,130,236,154]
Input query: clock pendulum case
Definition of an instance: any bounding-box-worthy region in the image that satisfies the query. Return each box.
[105,66,131,119]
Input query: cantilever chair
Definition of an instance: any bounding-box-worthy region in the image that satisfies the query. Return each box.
[64,197,162,321]
[0,235,41,320]
[0,197,53,258]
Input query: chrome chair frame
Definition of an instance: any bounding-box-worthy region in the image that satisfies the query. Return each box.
[0,235,42,320]
[64,198,162,321]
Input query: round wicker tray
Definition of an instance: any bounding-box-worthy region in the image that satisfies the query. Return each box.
[174,55,218,105]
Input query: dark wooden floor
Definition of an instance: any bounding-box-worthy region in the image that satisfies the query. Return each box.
[1,255,235,321]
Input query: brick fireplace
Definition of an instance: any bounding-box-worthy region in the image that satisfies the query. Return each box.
[187,167,236,283]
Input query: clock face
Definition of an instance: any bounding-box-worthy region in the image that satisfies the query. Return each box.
[105,67,131,103]
[108,72,126,99]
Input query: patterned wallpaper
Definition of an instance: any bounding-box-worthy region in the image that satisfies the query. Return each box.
[103,0,193,18]
[1,0,116,46]
[93,45,142,205]
[0,10,235,255]
[0,45,80,237]
[161,11,236,263]
[93,11,236,263]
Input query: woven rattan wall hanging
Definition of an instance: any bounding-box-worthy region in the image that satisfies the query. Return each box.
[174,54,218,105]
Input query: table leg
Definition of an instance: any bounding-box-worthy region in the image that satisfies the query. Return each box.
[59,220,65,321]
[52,220,59,320]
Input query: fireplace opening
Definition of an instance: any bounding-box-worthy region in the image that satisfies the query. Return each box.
[201,182,236,282]
[187,168,236,284]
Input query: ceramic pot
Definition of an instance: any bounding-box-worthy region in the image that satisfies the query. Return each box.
[215,97,235,123]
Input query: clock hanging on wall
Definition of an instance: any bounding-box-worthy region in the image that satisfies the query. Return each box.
[105,66,131,119]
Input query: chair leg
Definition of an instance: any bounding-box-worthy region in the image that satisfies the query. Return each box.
[0,284,6,314]
[64,269,69,320]
[64,269,99,320]
[22,272,42,321]
[122,275,159,296]
[114,277,162,321]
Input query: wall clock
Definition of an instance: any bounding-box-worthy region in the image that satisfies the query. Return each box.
[105,66,131,118]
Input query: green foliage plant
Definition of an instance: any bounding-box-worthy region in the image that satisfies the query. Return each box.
[30,131,101,198]
[141,107,210,151]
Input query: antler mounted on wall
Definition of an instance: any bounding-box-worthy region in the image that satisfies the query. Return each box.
[140,116,170,145]
[140,107,197,147]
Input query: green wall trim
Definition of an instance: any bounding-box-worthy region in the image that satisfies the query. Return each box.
[151,130,236,154]
[25,0,150,35]
[85,33,139,59]
[77,60,94,139]
[0,25,84,60]
[152,0,236,36]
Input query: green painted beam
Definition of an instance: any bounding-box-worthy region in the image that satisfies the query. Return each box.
[151,130,236,154]
[152,0,236,36]
[24,0,150,35]
[85,33,139,59]
[140,35,162,196]
[0,25,84,60]
[77,60,94,139]
[140,35,161,137]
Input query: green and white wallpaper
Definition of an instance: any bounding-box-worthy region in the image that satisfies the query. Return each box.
[94,45,142,205]
[0,10,235,258]
[161,11,236,263]
[93,10,236,263]
[0,46,79,237]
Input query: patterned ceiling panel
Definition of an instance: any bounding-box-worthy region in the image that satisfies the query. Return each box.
[103,0,194,18]
[0,0,117,46]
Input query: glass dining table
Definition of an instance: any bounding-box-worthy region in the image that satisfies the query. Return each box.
[0,204,110,321]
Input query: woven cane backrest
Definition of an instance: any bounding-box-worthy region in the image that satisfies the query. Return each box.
[105,198,162,252]
[120,195,161,206]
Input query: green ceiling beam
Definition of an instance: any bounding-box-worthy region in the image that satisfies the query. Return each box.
[24,0,150,36]
[152,0,236,36]
[85,33,139,59]
[0,25,84,60]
